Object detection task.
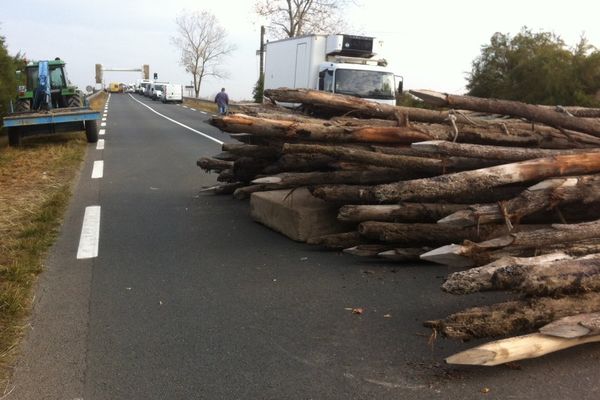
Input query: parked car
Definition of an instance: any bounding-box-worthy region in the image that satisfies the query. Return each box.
[160,84,183,103]
[152,84,166,101]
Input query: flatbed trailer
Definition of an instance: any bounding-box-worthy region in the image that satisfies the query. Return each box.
[2,107,100,146]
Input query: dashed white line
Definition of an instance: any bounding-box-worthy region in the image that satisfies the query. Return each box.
[128,94,223,145]
[76,206,101,259]
[100,122,106,127]
[200,111,207,114]
[190,108,197,111]
[103,113,107,117]
[91,160,104,179]
[96,139,105,150]
[182,105,189,109]
[99,129,105,136]
[102,117,107,121]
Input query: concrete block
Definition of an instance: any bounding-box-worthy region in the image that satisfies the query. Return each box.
[250,188,351,242]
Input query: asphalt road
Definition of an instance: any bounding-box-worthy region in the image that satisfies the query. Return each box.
[8,94,600,399]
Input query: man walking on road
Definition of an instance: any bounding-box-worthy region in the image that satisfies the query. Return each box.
[215,88,229,115]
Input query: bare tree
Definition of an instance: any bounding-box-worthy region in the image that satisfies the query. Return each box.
[255,0,352,38]
[171,10,235,97]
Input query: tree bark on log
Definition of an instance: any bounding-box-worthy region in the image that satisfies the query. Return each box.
[338,203,468,223]
[212,113,436,144]
[232,157,272,182]
[438,175,600,228]
[424,292,600,340]
[442,253,573,295]
[371,152,600,203]
[492,254,600,296]
[410,89,600,137]
[358,221,520,245]
[411,140,599,162]
[217,169,235,183]
[306,231,363,249]
[282,143,444,174]
[421,219,600,267]
[251,169,412,189]
[222,143,280,159]
[197,157,233,172]
[263,154,337,174]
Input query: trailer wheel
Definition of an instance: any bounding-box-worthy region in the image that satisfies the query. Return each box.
[8,127,22,147]
[16,99,31,112]
[67,94,83,108]
[85,120,99,143]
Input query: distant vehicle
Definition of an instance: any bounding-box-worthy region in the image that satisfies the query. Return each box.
[124,85,135,93]
[136,79,152,95]
[264,34,402,106]
[161,84,183,103]
[108,82,122,93]
[148,82,168,100]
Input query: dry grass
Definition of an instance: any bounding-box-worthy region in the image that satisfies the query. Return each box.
[183,97,218,113]
[0,91,106,385]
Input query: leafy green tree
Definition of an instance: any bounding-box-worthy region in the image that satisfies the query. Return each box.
[467,28,600,106]
[0,33,17,119]
[252,73,264,103]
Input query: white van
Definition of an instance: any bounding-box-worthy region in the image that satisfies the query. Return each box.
[161,84,183,103]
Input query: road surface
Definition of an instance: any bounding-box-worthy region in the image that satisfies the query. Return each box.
[8,93,600,399]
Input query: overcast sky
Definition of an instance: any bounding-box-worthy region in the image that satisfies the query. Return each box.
[2,0,599,100]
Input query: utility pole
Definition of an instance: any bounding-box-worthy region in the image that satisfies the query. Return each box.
[259,25,265,76]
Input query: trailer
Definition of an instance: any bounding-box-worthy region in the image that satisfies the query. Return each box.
[3,107,100,146]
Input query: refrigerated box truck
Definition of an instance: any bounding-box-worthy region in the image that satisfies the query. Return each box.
[264,34,402,105]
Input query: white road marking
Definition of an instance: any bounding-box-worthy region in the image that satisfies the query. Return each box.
[128,94,223,145]
[100,122,106,127]
[200,111,207,114]
[91,160,104,179]
[76,206,101,259]
[190,108,197,111]
[103,113,107,117]
[182,105,189,108]
[96,139,105,150]
[99,129,105,136]
[102,117,107,121]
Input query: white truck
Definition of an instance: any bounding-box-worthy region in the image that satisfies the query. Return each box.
[160,84,183,103]
[264,34,402,105]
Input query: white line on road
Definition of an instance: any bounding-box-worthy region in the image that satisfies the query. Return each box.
[91,160,104,179]
[128,94,223,145]
[182,105,189,108]
[100,122,106,127]
[76,206,101,259]
[96,139,105,150]
[190,108,197,111]
[103,113,107,117]
[102,117,107,121]
[99,129,105,136]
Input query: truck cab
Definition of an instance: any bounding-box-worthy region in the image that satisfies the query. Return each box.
[317,62,397,103]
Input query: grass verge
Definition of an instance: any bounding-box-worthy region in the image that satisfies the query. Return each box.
[0,91,106,387]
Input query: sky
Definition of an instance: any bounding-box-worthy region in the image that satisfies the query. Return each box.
[2,0,600,101]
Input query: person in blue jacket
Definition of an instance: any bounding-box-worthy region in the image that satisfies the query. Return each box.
[214,88,229,115]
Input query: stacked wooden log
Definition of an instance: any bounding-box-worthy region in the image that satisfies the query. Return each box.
[199,88,600,366]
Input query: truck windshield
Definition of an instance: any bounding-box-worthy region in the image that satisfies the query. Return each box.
[334,69,395,100]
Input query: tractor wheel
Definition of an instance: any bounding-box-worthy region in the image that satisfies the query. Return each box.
[85,120,99,143]
[16,99,31,112]
[67,94,83,108]
[8,127,22,147]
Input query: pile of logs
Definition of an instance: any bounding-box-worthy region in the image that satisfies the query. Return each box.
[199,87,600,366]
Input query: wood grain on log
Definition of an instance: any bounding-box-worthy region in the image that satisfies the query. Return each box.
[338,203,468,223]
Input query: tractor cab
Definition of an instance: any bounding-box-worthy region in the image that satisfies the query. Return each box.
[16,58,81,111]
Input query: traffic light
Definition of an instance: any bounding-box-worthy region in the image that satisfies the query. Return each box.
[153,72,158,80]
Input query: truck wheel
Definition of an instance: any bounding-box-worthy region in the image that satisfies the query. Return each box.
[16,99,31,112]
[67,94,83,108]
[8,127,22,147]
[85,120,99,143]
